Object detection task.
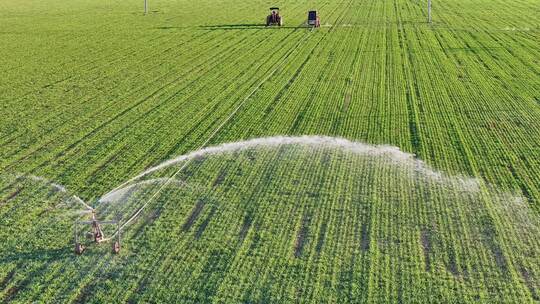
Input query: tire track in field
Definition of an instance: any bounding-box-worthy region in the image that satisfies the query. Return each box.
[428,7,540,204]
[0,28,265,170]
[42,19,310,188]
[285,3,365,137]
[0,29,218,144]
[395,1,539,298]
[0,30,183,144]
[46,28,305,187]
[0,18,169,100]
[0,0,300,129]
[0,4,310,166]
[0,7,188,83]
[206,0,352,142]
[0,28,219,147]
[2,12,288,152]
[240,0,358,138]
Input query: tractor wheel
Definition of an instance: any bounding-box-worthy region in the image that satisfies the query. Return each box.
[112,241,120,254]
[75,243,85,255]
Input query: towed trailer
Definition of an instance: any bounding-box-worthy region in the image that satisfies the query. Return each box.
[308,10,320,27]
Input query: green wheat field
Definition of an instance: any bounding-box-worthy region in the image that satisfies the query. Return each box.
[0,0,539,302]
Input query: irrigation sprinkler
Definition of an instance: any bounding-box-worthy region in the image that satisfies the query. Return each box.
[428,0,432,23]
[74,209,121,255]
[144,0,148,15]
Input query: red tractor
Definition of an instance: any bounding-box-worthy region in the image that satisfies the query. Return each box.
[266,7,283,26]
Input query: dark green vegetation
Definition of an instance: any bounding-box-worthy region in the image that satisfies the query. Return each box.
[1,0,539,302]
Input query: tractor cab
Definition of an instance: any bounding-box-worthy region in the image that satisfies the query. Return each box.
[266,7,283,26]
[308,10,320,27]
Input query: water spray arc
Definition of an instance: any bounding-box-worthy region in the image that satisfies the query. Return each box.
[109,135,479,190]
[16,174,93,210]
[15,133,526,258]
[97,135,485,241]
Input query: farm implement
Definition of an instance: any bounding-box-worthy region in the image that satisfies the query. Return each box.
[307,10,321,27]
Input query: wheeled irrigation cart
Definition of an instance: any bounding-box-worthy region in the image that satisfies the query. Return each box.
[307,10,320,27]
[266,7,283,26]
[74,210,121,255]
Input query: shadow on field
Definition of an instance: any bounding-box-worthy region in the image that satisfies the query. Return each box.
[446,46,505,52]
[202,23,262,28]
[199,24,303,30]
[199,24,264,30]
[131,10,160,15]
[0,247,73,263]
[155,26,188,30]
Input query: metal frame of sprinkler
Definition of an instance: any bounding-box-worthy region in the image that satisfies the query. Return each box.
[74,209,121,255]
